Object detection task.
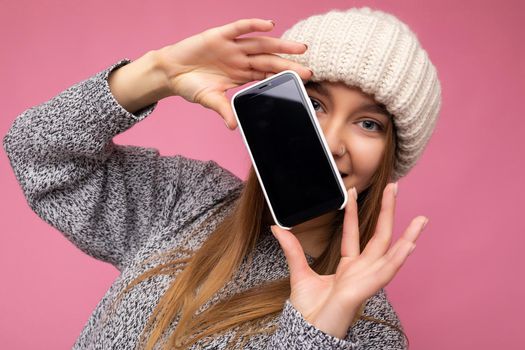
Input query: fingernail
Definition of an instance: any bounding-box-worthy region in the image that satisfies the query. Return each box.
[304,43,308,50]
[308,69,314,76]
[271,225,277,236]
[393,182,398,197]
[267,19,275,26]
[224,120,231,130]
[351,187,358,200]
[408,244,416,255]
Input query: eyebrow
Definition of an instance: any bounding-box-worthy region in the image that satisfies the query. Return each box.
[305,81,391,118]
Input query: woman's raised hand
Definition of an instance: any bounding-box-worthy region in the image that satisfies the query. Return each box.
[271,182,429,339]
[155,18,313,130]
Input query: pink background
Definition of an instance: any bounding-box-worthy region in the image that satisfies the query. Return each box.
[1,0,524,348]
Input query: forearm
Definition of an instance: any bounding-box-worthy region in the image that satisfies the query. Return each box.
[108,50,172,114]
[3,58,161,268]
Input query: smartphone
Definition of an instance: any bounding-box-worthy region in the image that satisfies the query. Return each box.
[231,70,348,230]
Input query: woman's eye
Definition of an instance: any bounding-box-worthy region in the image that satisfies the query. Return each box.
[309,97,325,113]
[308,96,383,132]
[358,120,383,132]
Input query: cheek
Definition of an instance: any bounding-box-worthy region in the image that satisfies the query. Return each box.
[349,138,385,177]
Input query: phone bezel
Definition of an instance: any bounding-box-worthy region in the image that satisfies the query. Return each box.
[231,70,348,230]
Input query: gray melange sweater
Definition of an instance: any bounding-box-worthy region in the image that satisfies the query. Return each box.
[3,58,408,349]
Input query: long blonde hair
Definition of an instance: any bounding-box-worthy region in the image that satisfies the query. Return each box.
[105,93,408,349]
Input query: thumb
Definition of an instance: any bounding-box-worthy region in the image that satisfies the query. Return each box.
[203,91,237,130]
[270,225,313,285]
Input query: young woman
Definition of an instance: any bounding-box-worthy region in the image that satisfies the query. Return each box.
[3,7,441,350]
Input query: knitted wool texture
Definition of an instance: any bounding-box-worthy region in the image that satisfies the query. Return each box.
[277,7,442,182]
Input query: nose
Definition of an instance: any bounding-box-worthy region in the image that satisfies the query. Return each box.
[318,117,346,158]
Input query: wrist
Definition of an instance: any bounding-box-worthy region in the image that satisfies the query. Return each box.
[143,49,174,99]
[308,301,357,339]
[108,50,172,114]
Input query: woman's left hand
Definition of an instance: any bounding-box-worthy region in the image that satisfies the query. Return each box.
[271,182,428,339]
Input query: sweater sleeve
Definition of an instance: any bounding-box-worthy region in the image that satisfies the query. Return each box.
[265,288,407,349]
[2,58,242,271]
[351,288,408,349]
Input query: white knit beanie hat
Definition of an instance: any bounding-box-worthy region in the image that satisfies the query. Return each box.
[277,7,442,182]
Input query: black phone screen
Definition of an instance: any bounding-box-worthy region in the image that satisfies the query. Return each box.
[233,73,345,228]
